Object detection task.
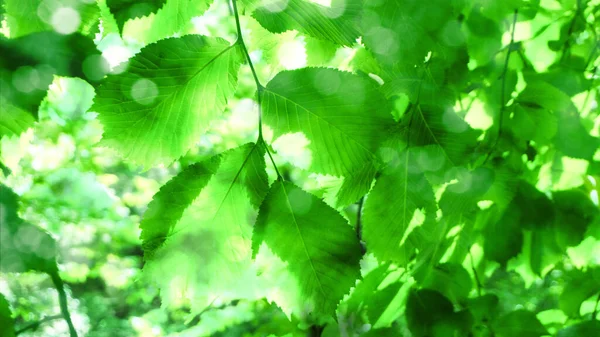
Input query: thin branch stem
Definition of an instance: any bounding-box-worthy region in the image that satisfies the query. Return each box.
[49,270,78,337]
[592,292,600,320]
[231,0,282,178]
[356,197,366,255]
[15,314,63,335]
[483,9,518,164]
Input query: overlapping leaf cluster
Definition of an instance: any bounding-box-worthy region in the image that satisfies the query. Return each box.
[1,0,600,336]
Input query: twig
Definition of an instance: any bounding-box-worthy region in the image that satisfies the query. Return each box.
[49,270,78,337]
[356,197,366,255]
[468,249,483,296]
[483,9,519,165]
[15,314,63,335]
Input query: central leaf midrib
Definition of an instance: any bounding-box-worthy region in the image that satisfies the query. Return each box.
[279,181,328,302]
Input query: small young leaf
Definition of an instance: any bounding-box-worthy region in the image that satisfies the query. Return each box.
[252,179,362,317]
[252,0,361,46]
[93,35,243,167]
[262,67,394,176]
[335,162,377,208]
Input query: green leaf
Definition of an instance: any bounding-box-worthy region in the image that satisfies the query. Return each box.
[559,268,600,317]
[513,181,555,230]
[406,289,473,337]
[252,179,362,317]
[517,81,599,160]
[509,103,557,145]
[0,184,58,274]
[414,263,472,304]
[335,162,377,207]
[557,320,600,337]
[0,294,15,337]
[362,150,436,263]
[492,309,548,337]
[344,263,403,325]
[252,0,361,46]
[122,0,214,45]
[143,143,269,311]
[106,0,166,33]
[483,204,523,266]
[140,155,221,257]
[407,104,481,168]
[0,97,35,138]
[553,189,599,249]
[4,0,99,38]
[262,67,394,176]
[0,32,104,138]
[93,35,243,167]
[362,0,465,68]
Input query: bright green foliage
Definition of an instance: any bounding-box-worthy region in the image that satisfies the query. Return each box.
[4,0,99,38]
[106,0,166,33]
[252,0,361,46]
[2,0,600,335]
[262,67,394,176]
[252,179,362,317]
[363,150,436,263]
[93,36,242,167]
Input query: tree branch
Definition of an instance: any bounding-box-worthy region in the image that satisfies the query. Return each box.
[15,314,63,335]
[49,270,78,337]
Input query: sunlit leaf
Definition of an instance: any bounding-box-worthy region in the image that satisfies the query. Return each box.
[93,35,243,167]
[262,67,394,176]
[252,179,362,317]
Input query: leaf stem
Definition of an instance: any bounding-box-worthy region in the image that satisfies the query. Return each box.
[356,197,366,255]
[49,270,78,337]
[15,314,63,335]
[231,0,264,138]
[231,0,282,178]
[483,9,518,164]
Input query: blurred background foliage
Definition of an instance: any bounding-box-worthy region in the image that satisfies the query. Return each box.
[0,0,599,336]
